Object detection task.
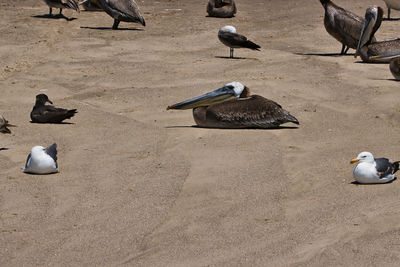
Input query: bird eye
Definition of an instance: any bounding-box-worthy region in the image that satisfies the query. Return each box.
[227,85,234,89]
[362,155,366,158]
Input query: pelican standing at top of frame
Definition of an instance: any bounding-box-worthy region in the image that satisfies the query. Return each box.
[22,144,59,174]
[350,152,399,184]
[319,0,368,55]
[218,26,261,58]
[382,0,400,19]
[96,0,146,29]
[43,0,80,16]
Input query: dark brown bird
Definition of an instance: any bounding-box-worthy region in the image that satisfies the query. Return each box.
[43,0,80,16]
[207,0,236,18]
[30,94,77,123]
[167,82,299,129]
[320,0,371,55]
[0,113,16,134]
[356,6,400,63]
[218,26,260,58]
[96,0,145,29]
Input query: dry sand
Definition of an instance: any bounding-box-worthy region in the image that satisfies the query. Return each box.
[1,0,400,265]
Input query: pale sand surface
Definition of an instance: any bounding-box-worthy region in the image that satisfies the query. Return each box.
[1,0,400,265]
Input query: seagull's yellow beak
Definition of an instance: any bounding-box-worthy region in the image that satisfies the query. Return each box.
[350,158,359,164]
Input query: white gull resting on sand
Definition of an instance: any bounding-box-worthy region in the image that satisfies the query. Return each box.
[22,144,58,174]
[350,151,399,184]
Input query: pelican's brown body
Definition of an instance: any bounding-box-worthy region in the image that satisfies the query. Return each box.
[207,0,236,18]
[168,84,299,129]
[192,95,298,129]
[320,0,371,54]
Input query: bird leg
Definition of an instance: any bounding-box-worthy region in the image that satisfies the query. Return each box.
[344,46,350,54]
[388,8,391,19]
[340,44,347,55]
[49,7,52,15]
[112,19,120,30]
[59,8,63,15]
[230,48,234,58]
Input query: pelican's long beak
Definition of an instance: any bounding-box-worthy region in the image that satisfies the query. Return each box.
[47,99,53,105]
[350,158,359,164]
[167,86,236,110]
[357,10,376,53]
[369,53,400,62]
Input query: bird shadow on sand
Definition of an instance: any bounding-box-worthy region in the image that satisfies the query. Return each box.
[350,177,397,185]
[215,56,258,60]
[29,121,75,125]
[0,148,9,151]
[383,17,400,21]
[354,61,388,64]
[368,78,399,82]
[165,125,299,130]
[80,26,144,31]
[32,14,77,21]
[294,52,355,57]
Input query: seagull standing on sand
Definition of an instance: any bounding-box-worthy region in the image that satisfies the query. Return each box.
[30,94,77,123]
[43,0,80,16]
[22,144,58,174]
[218,26,261,58]
[96,0,146,29]
[350,151,399,184]
[0,114,16,134]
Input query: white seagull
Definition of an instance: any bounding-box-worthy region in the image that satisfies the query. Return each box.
[22,144,59,174]
[350,151,399,184]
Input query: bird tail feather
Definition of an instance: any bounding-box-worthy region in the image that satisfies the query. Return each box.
[244,40,261,51]
[392,161,400,174]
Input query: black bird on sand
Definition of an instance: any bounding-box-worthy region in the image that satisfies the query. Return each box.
[30,94,77,123]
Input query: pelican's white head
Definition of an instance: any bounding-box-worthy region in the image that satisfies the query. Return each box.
[351,151,375,164]
[219,25,236,34]
[224,81,244,97]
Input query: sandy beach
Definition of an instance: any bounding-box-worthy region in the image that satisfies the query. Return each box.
[1,0,400,265]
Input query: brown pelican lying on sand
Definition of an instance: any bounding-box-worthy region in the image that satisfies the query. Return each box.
[320,0,372,55]
[167,82,299,129]
[383,0,400,19]
[96,0,145,29]
[0,114,16,134]
[218,26,260,58]
[207,0,236,18]
[356,6,400,63]
[43,0,80,16]
[80,0,103,11]
[31,94,77,123]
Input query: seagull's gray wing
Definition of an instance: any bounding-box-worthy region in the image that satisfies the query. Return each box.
[46,143,58,167]
[25,153,32,169]
[375,158,393,178]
